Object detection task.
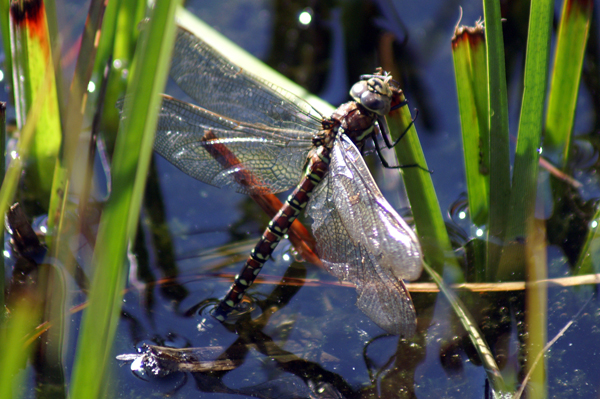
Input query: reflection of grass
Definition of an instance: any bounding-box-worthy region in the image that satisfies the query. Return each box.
[0,1,597,398]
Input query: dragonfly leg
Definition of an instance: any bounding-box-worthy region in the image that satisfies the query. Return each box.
[372,110,432,173]
[380,109,419,149]
[374,136,432,173]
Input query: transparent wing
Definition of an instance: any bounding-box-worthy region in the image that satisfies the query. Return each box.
[151,95,313,194]
[170,27,324,134]
[307,135,423,336]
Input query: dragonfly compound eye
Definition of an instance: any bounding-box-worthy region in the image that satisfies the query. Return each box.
[360,89,391,116]
[350,80,368,103]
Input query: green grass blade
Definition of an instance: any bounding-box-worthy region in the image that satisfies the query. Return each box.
[451,22,489,227]
[389,96,463,278]
[544,0,594,166]
[93,0,120,74]
[9,1,62,202]
[0,70,51,219]
[482,0,511,279]
[95,0,146,150]
[451,22,489,282]
[0,1,12,92]
[44,0,67,123]
[497,0,553,280]
[69,1,181,398]
[0,103,5,313]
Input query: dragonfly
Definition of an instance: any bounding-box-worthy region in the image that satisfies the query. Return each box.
[149,26,423,337]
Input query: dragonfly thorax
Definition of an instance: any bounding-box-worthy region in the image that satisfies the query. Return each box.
[331,101,379,149]
[312,117,339,149]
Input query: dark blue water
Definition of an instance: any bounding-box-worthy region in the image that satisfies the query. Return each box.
[3,0,600,397]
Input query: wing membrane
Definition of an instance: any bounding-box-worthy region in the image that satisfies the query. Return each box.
[308,135,423,336]
[170,27,323,134]
[153,95,313,194]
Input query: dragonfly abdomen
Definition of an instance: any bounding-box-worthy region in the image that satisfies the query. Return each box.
[212,146,332,321]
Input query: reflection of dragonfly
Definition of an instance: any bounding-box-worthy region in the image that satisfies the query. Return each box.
[151,27,423,337]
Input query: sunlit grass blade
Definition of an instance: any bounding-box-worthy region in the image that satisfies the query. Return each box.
[451,22,489,282]
[7,4,68,394]
[97,0,146,148]
[451,22,489,227]
[482,0,511,278]
[9,0,62,202]
[424,263,508,396]
[544,0,593,166]
[497,0,553,281]
[0,103,5,312]
[43,0,66,121]
[389,95,462,278]
[0,69,51,219]
[69,1,181,398]
[0,2,12,89]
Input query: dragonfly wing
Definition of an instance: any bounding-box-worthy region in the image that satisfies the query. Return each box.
[329,135,423,280]
[170,27,324,134]
[308,190,417,337]
[150,95,312,194]
[307,135,423,336]
[356,253,418,337]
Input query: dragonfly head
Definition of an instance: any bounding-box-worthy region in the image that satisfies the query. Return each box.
[350,74,394,116]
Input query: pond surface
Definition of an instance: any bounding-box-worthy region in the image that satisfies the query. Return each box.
[108,1,600,398]
[3,0,600,398]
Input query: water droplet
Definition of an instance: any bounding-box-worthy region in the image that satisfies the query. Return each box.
[298,9,313,26]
